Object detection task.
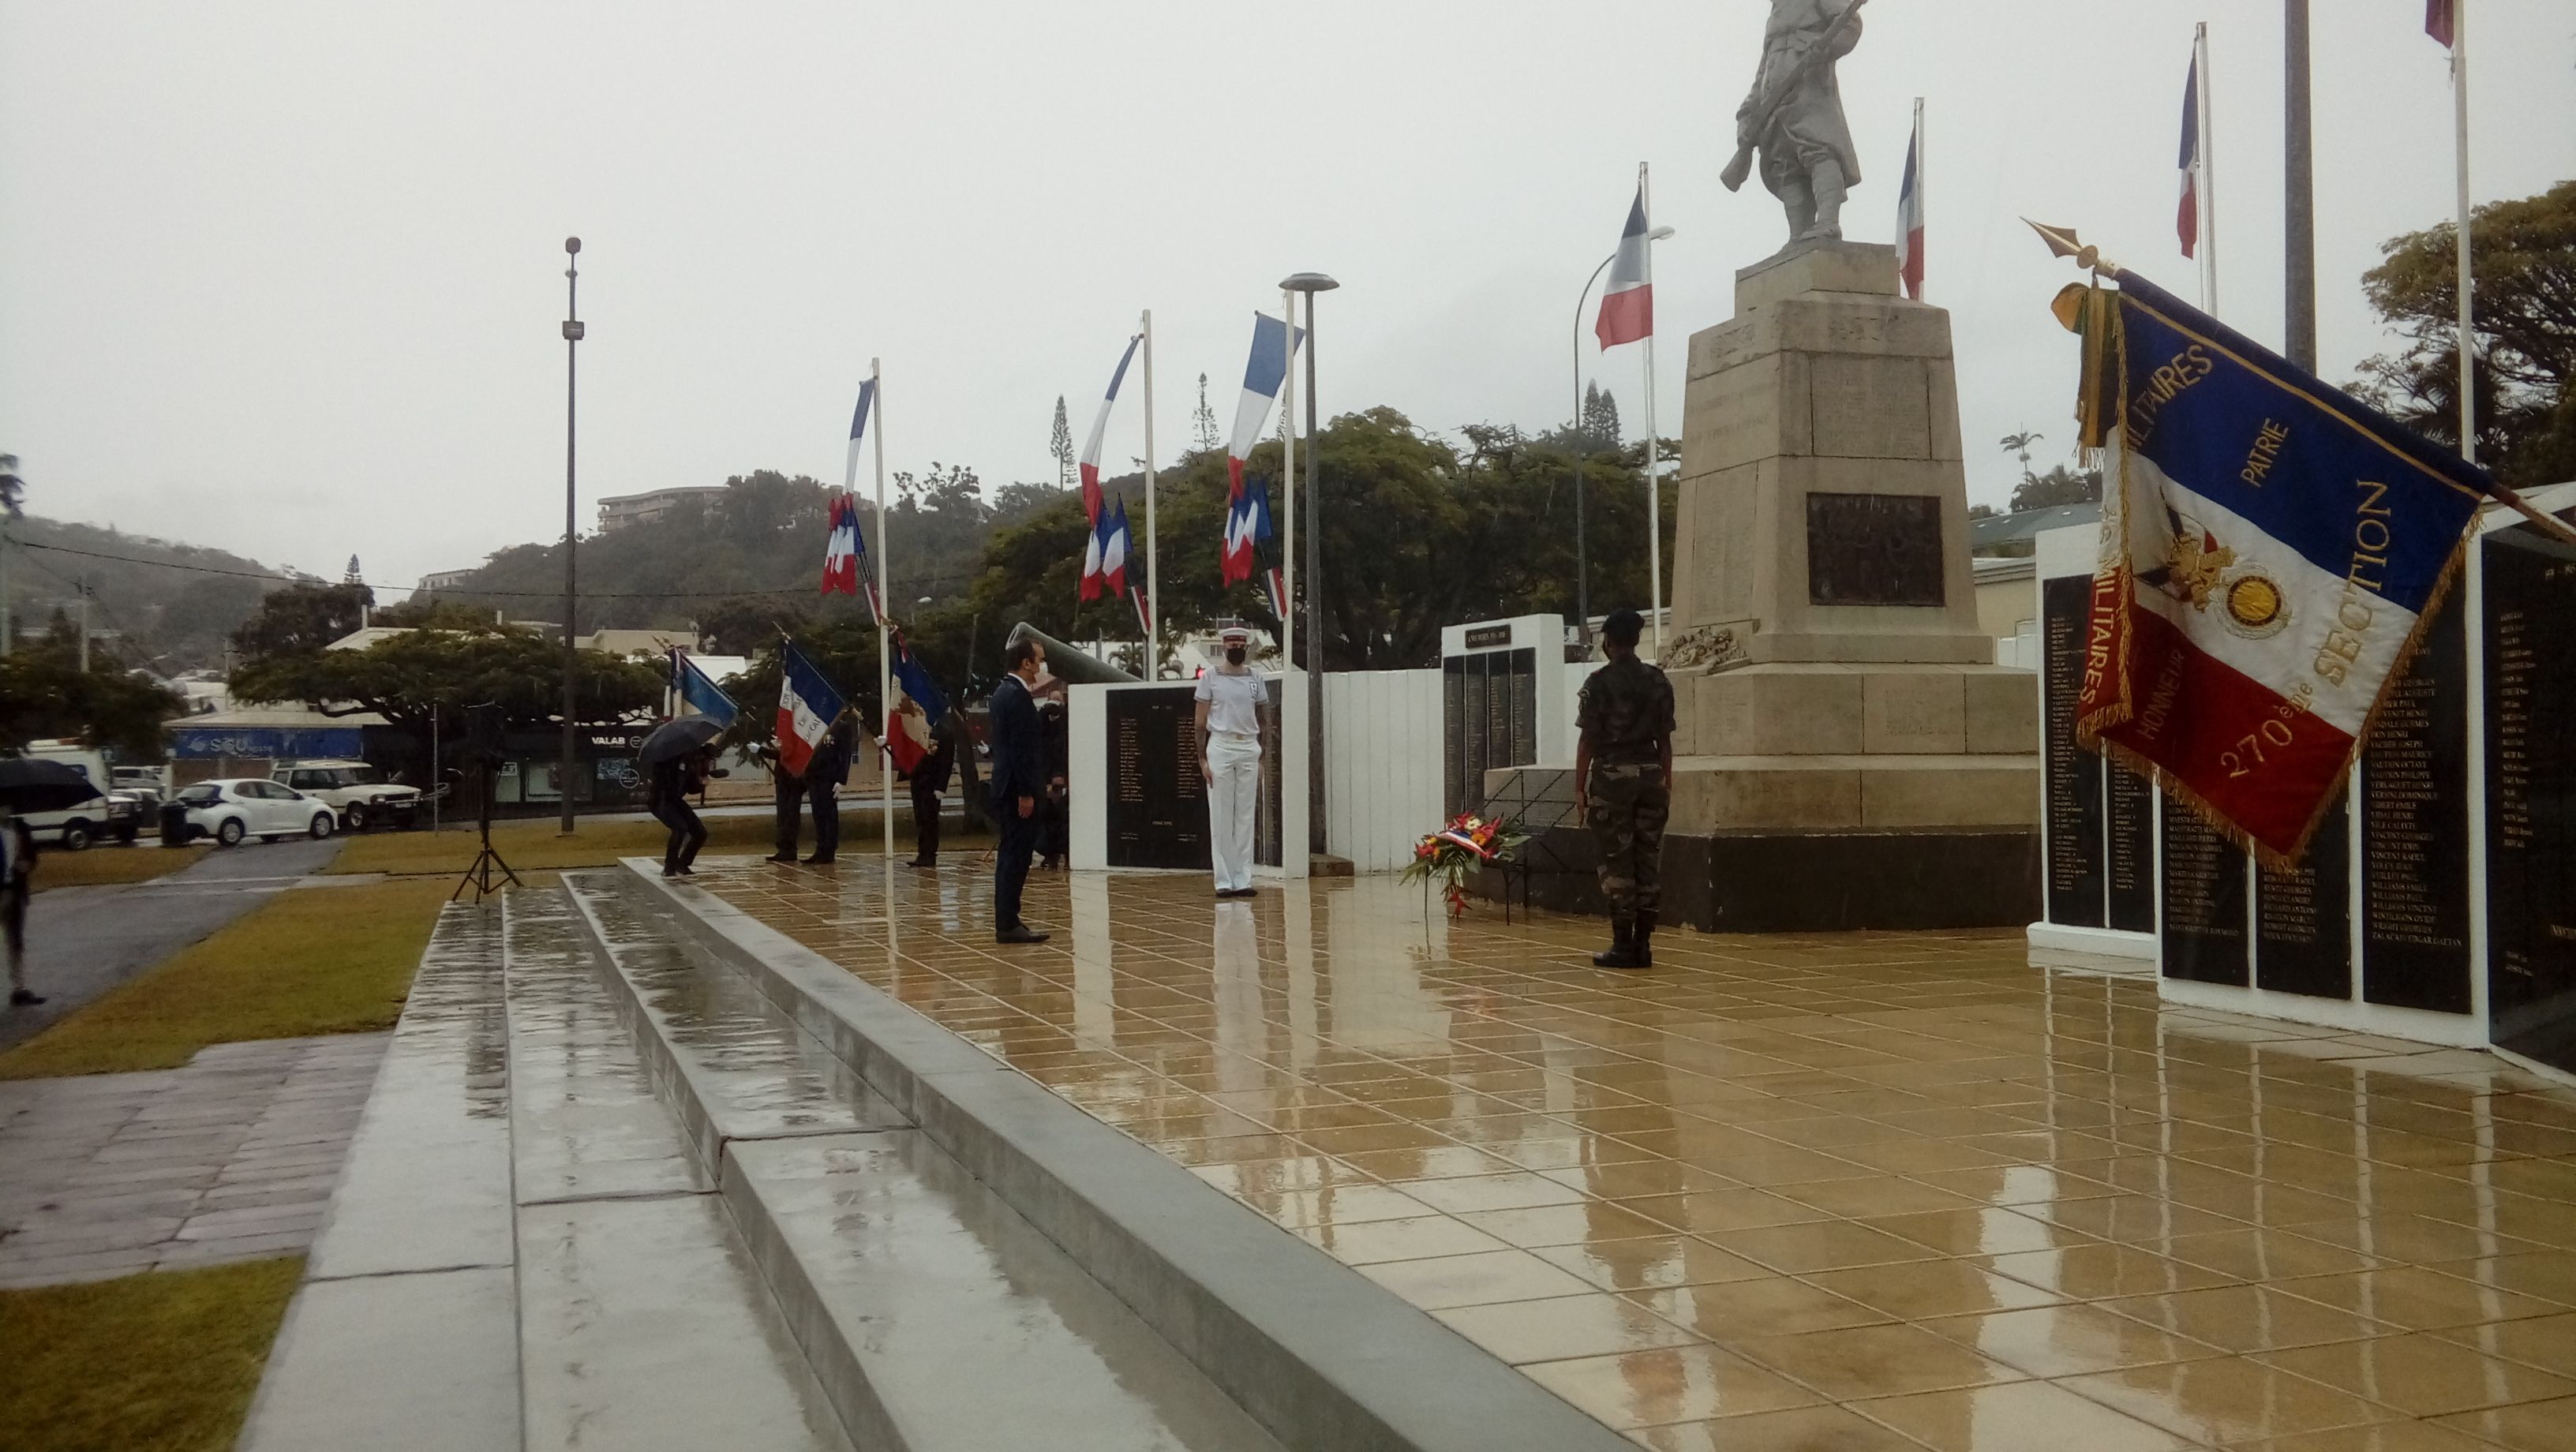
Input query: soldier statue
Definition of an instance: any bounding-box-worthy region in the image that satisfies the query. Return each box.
[1724,0,1866,245]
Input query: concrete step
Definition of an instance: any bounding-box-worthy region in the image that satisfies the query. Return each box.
[566,875,1287,1452]
[503,889,852,1452]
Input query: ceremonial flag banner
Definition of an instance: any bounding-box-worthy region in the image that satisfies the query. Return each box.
[885,637,946,777]
[2177,54,2203,259]
[671,651,739,729]
[775,640,848,778]
[889,638,948,728]
[821,492,875,619]
[2063,271,2490,864]
[843,380,876,491]
[1103,496,1133,597]
[1595,185,1653,349]
[1225,313,1301,499]
[2426,0,2455,47]
[1079,335,1144,526]
[1222,477,1273,585]
[1080,509,1106,601]
[1895,110,1925,301]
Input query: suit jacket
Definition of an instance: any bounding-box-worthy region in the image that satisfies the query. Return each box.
[804,720,853,788]
[987,675,1046,808]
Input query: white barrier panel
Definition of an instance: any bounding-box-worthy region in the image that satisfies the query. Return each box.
[1320,669,1444,874]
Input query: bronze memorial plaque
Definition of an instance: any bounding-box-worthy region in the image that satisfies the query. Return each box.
[1807,493,1945,606]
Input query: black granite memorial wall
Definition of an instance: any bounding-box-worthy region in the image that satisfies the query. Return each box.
[2162,797,2249,986]
[2484,523,2576,1074]
[2362,592,2473,1013]
[1443,647,1537,820]
[2041,576,2106,927]
[2106,762,2157,933]
[1106,686,1210,871]
[2256,799,2351,999]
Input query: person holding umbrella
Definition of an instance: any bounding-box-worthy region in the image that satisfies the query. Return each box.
[3,802,37,1008]
[635,715,724,878]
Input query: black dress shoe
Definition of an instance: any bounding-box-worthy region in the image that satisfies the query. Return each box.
[994,926,1051,945]
[8,988,43,1007]
[763,854,796,865]
[906,858,935,869]
[802,855,835,865]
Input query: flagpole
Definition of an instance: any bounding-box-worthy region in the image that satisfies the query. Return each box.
[872,357,893,866]
[2198,22,2218,314]
[2451,1,2476,466]
[1638,161,1664,657]
[1279,287,1297,671]
[1141,309,1160,675]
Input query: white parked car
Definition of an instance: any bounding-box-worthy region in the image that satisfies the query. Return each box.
[174,778,339,847]
[271,760,420,831]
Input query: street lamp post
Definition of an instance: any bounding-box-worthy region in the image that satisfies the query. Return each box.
[560,237,584,836]
[1571,226,1673,651]
[1282,272,1337,856]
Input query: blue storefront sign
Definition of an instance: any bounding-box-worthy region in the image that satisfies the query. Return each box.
[168,725,367,760]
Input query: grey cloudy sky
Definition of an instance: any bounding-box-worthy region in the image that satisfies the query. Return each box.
[3,1,2570,601]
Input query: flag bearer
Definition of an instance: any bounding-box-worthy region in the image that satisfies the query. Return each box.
[1573,609,1674,969]
[1196,625,1265,899]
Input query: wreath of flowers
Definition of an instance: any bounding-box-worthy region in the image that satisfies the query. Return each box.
[1398,810,1530,920]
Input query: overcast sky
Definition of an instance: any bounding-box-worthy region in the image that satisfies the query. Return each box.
[3,1,2570,600]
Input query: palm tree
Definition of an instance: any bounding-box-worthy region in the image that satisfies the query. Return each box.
[1999,431,2044,482]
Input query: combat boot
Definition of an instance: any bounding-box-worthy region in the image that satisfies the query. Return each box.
[1634,910,1657,967]
[1593,917,1647,970]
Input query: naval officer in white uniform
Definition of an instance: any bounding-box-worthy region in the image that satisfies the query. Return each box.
[1195,625,1265,898]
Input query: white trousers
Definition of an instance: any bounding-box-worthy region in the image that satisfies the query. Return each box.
[1205,732,1261,892]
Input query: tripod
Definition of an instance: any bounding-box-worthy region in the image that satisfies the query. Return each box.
[453,759,521,903]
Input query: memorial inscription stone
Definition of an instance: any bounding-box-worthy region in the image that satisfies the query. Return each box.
[1106,687,1210,871]
[2484,525,2576,1074]
[2362,592,2472,1012]
[2041,575,2105,926]
[2162,796,2249,986]
[2256,802,2351,1000]
[2106,762,2157,933]
[1443,648,1537,819]
[1806,493,1945,606]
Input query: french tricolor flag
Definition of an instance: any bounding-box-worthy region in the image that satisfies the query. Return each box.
[1593,185,1653,350]
[1225,312,1301,500]
[1894,111,1925,301]
[1222,477,1272,586]
[775,639,847,779]
[821,492,863,597]
[1078,335,1143,526]
[2177,53,2203,260]
[1080,496,1133,601]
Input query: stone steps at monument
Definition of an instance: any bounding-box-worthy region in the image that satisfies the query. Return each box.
[564,874,1286,1452]
[567,863,1635,1452]
[239,891,856,1452]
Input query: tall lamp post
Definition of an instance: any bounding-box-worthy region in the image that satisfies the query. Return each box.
[1571,226,1672,647]
[559,237,584,836]
[1281,271,1337,855]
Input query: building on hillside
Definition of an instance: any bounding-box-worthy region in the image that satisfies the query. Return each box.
[596,486,725,532]
[415,568,477,593]
[1971,500,2099,559]
[583,628,700,657]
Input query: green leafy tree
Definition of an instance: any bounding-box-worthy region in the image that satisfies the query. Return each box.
[231,624,664,739]
[2009,465,2102,511]
[1193,373,1222,454]
[1999,430,2044,481]
[230,581,373,663]
[2357,180,2576,488]
[0,610,185,758]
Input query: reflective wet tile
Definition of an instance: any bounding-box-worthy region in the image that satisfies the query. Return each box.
[2233,1423,2533,1452]
[1920,1302,2225,1378]
[1356,1249,1600,1311]
[1530,1235,1772,1294]
[1853,1378,2191,1452]
[2430,1394,2576,1452]
[2058,1358,2403,1443]
[2091,1284,2397,1353]
[1630,1403,1924,1452]
[1801,1260,2067,1321]
[1728,1322,2027,1400]
[1431,1292,1703,1364]
[1519,1343,1820,1430]
[2431,1310,2576,1377]
[1291,1214,1508,1266]
[1631,1277,1896,1340]
[2274,1267,2563,1331]
[2255,1332,2576,1416]
[1702,1221,1945,1275]
[1977,1243,2241,1300]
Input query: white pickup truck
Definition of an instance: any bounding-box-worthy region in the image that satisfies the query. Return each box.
[270,760,421,831]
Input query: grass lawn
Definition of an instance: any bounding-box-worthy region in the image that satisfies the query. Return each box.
[30,844,211,893]
[0,877,451,1080]
[329,808,992,876]
[0,1256,302,1452]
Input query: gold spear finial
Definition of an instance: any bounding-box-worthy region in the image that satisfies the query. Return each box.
[2024,219,2121,277]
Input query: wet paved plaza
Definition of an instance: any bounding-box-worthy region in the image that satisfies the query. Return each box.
[690,860,2576,1451]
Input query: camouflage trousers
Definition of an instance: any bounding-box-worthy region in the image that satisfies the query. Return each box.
[1586,762,1669,917]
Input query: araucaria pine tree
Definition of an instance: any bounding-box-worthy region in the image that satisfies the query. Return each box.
[1049,395,1073,491]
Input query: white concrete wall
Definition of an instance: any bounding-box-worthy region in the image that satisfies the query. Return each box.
[1321,669,1444,873]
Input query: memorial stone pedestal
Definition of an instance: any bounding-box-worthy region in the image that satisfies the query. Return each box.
[1655,241,2039,930]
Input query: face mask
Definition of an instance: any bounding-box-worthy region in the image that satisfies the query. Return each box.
[1226,648,1246,666]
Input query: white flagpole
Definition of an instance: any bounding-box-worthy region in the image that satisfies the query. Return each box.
[872,357,893,864]
[1141,309,1159,676]
[2198,22,2219,314]
[2451,2,2476,464]
[1639,161,1664,657]
[1279,289,1297,670]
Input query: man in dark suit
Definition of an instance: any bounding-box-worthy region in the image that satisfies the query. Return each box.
[987,637,1050,944]
[803,708,856,864]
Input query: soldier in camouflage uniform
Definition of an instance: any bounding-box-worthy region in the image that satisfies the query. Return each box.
[1574,608,1675,970]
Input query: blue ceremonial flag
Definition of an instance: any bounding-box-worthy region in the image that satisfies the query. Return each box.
[889,638,949,728]
[671,651,739,728]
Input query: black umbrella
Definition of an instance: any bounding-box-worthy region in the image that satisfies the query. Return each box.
[635,716,724,766]
[0,758,107,814]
